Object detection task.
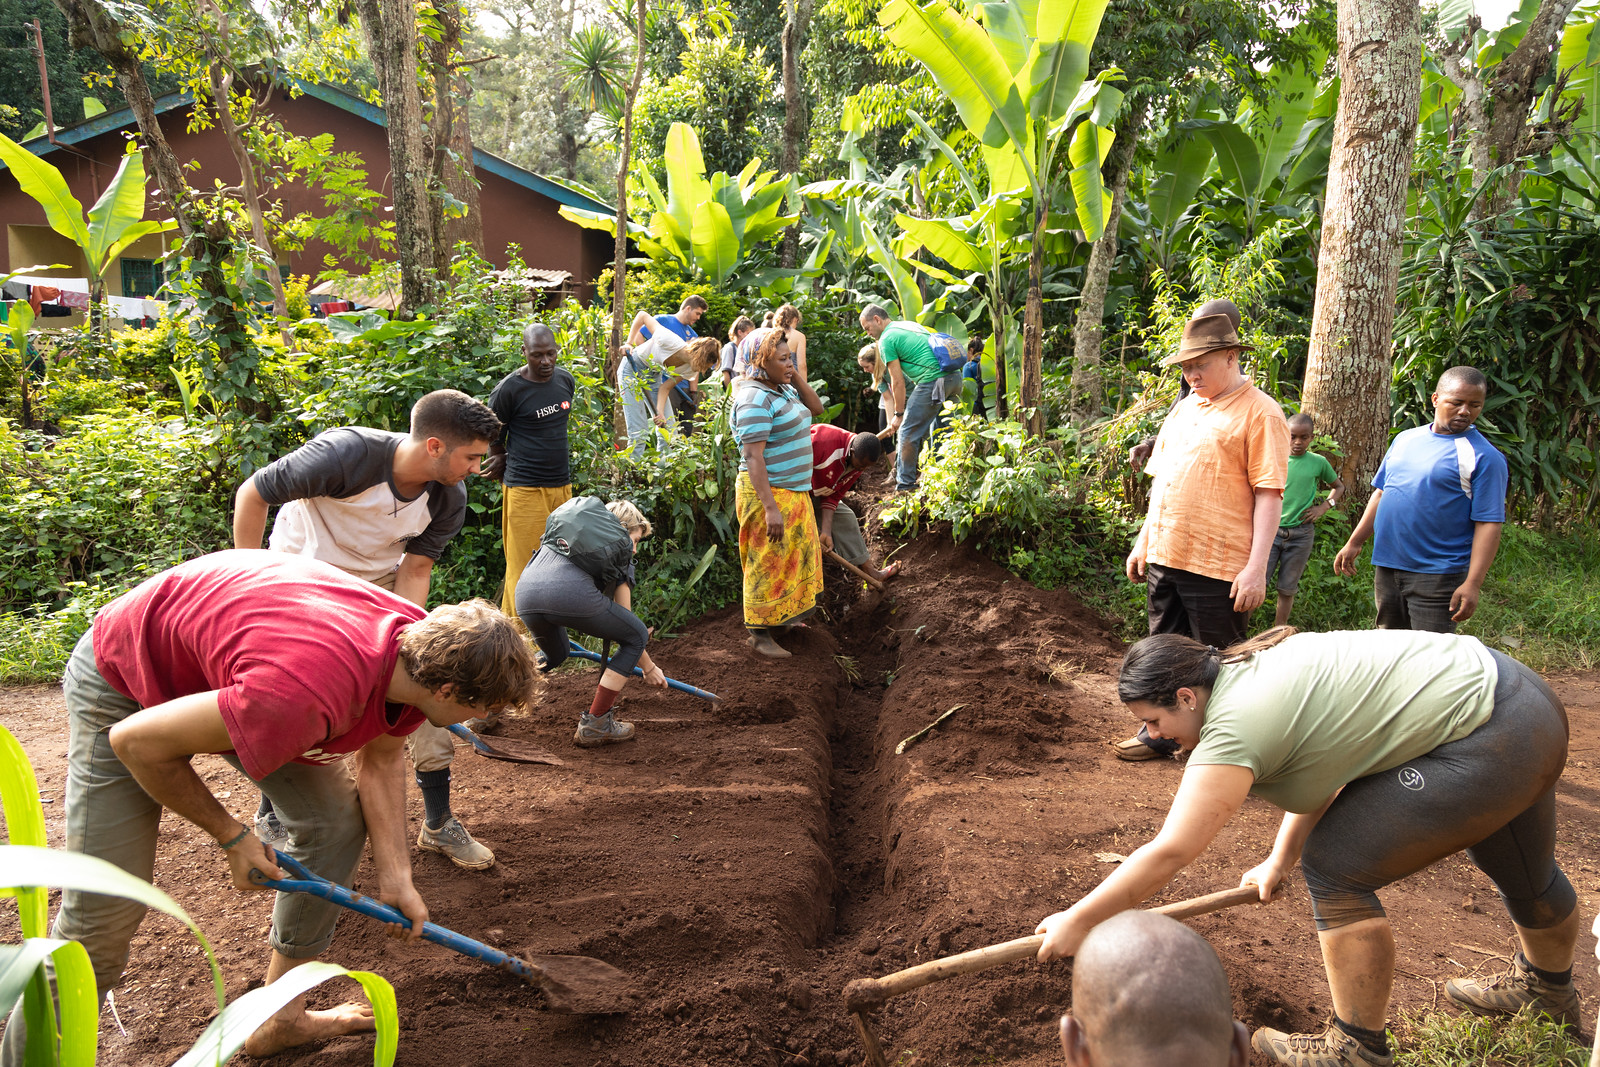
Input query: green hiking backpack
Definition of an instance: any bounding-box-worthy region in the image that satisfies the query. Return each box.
[540,496,634,592]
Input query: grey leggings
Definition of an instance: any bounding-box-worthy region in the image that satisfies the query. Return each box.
[1302,650,1574,930]
[514,547,648,677]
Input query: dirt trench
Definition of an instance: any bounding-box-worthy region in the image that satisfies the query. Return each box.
[6,485,1600,1066]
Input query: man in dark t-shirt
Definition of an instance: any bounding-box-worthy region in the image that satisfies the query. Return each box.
[233,389,502,870]
[486,322,575,621]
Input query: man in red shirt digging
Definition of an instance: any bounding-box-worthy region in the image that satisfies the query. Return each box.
[810,423,903,584]
[33,550,537,1057]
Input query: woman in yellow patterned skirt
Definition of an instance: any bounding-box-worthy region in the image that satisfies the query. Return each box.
[732,328,825,658]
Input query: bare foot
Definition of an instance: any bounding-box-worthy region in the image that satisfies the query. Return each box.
[872,561,903,582]
[244,1002,376,1057]
[746,633,791,659]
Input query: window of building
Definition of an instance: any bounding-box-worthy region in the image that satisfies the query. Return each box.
[120,259,165,299]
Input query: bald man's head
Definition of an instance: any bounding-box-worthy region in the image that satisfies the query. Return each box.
[1060,912,1247,1067]
[521,322,559,381]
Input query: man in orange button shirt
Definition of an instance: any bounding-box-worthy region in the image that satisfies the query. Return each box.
[1115,310,1290,761]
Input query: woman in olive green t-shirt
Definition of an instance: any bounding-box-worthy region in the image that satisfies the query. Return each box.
[1036,627,1577,1067]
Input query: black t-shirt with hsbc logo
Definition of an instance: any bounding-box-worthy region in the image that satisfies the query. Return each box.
[487,366,574,487]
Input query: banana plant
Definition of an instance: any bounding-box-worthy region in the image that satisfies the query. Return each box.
[877,0,1122,436]
[558,122,799,288]
[0,136,177,336]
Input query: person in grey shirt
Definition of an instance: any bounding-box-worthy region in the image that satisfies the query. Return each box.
[233,389,503,870]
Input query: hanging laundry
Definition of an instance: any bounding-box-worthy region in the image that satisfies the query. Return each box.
[39,304,74,317]
[58,290,91,309]
[29,285,60,314]
[141,299,161,318]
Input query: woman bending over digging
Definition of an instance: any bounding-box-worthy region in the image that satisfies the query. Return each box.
[515,497,668,747]
[1035,627,1579,1067]
[732,326,825,658]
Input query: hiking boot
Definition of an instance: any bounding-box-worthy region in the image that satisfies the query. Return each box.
[254,810,289,851]
[1445,953,1582,1029]
[574,710,636,748]
[1251,1019,1392,1067]
[417,815,495,870]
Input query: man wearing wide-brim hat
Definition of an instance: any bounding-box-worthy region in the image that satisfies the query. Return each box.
[1113,308,1290,762]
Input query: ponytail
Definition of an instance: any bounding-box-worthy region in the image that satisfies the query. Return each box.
[1117,626,1298,707]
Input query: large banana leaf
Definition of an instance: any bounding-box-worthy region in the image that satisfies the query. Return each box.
[1067,120,1112,240]
[102,219,177,271]
[879,0,1033,166]
[690,201,739,285]
[1027,0,1110,121]
[1147,133,1216,233]
[894,213,993,272]
[976,0,1031,75]
[858,212,924,321]
[1184,119,1263,199]
[85,146,155,274]
[0,132,90,251]
[0,725,48,938]
[908,111,982,204]
[1,939,97,1067]
[662,123,707,242]
[1559,18,1600,184]
[1250,56,1323,199]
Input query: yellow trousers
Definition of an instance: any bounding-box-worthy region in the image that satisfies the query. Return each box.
[500,484,572,618]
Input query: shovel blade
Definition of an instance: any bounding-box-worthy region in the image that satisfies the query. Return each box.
[469,735,567,765]
[523,954,635,1014]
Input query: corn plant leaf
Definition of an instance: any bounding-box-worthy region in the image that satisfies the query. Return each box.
[0,726,49,939]
[0,845,225,1015]
[0,132,90,251]
[0,939,97,1067]
[172,961,399,1067]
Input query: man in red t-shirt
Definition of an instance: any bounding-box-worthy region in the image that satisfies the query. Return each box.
[42,551,535,1058]
[810,423,903,584]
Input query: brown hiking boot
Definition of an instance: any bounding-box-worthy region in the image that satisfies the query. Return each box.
[1251,1019,1392,1067]
[1445,954,1582,1029]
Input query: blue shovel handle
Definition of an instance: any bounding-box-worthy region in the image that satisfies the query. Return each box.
[252,849,537,983]
[564,642,720,702]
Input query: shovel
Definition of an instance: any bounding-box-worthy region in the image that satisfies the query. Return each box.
[254,850,633,1014]
[843,885,1264,1067]
[446,722,566,765]
[563,642,720,702]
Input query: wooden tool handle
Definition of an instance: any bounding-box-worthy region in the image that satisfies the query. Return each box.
[825,548,886,591]
[842,885,1261,1013]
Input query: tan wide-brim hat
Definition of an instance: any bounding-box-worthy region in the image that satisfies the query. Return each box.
[1159,312,1254,366]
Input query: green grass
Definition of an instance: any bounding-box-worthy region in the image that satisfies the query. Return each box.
[1393,1008,1590,1066]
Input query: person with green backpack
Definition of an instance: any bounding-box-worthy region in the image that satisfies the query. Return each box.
[514,496,668,747]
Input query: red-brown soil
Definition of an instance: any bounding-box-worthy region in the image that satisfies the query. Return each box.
[5,483,1600,1066]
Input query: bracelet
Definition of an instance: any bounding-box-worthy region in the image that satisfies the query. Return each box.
[218,824,251,851]
[895,410,905,415]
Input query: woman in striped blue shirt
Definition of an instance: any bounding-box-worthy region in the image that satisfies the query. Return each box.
[733,328,826,658]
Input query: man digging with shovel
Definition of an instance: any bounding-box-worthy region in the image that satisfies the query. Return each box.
[0,550,537,1062]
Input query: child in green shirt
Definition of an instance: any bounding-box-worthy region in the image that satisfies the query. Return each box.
[1265,412,1345,626]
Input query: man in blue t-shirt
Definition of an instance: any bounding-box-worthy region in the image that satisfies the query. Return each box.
[1334,366,1508,632]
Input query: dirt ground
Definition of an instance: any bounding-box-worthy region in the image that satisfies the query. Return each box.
[5,475,1600,1066]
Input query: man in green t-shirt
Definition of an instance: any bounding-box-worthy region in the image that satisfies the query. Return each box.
[859,304,961,491]
[1264,412,1344,626]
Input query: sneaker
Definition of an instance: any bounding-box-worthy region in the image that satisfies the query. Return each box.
[574,710,636,748]
[255,810,289,851]
[1111,735,1166,762]
[1251,1019,1392,1067]
[416,815,495,870]
[1445,953,1582,1029]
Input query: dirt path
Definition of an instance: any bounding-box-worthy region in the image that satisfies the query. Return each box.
[5,490,1600,1065]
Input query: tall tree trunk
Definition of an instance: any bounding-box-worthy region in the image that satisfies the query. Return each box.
[1021,200,1046,437]
[1069,96,1146,420]
[608,0,647,371]
[426,0,485,276]
[357,0,437,317]
[53,0,254,371]
[1439,0,1581,220]
[778,0,812,268]
[1301,0,1422,502]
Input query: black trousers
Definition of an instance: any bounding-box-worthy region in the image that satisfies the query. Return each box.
[1135,565,1249,754]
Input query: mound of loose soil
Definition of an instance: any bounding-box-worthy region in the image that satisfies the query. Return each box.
[5,473,1600,1066]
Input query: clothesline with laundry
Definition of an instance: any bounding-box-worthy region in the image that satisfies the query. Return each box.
[2,275,160,319]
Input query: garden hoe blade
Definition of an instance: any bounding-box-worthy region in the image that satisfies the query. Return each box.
[522,954,636,1014]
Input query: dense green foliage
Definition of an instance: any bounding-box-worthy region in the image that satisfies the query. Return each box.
[1394,1008,1589,1067]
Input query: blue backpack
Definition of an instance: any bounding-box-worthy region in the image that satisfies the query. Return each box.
[929,332,966,373]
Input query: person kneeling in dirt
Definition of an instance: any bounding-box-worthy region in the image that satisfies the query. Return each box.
[810,423,902,584]
[1060,911,1249,1067]
[515,496,669,747]
[0,550,535,1064]
[1036,626,1579,1067]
